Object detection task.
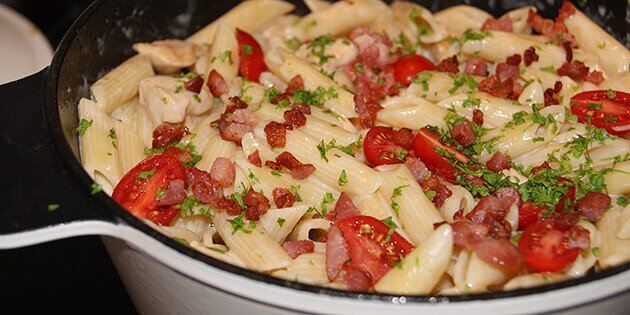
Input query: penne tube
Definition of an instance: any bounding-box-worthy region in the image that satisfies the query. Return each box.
[113,120,145,174]
[434,5,492,35]
[272,253,343,287]
[205,22,240,82]
[377,103,449,130]
[597,205,630,268]
[436,92,528,128]
[260,205,310,243]
[604,161,630,195]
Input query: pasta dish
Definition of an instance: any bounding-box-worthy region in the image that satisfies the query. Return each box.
[76,0,630,294]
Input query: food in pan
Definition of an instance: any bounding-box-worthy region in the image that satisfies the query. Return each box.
[76,0,630,294]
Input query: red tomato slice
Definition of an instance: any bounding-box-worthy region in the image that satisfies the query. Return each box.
[554,177,576,213]
[236,28,265,82]
[393,54,436,85]
[570,90,630,136]
[412,127,468,183]
[112,154,186,223]
[147,207,181,226]
[518,219,579,272]
[518,202,547,230]
[336,215,414,284]
[363,126,407,167]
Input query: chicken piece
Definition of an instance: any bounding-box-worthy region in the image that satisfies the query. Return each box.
[133,39,205,74]
[139,75,212,125]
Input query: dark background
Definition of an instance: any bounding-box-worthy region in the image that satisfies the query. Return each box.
[0,0,137,313]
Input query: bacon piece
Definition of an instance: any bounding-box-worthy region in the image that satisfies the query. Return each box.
[465,57,488,76]
[495,187,522,209]
[348,27,395,69]
[326,225,350,281]
[275,151,301,169]
[207,69,229,97]
[555,212,580,229]
[268,151,317,180]
[343,267,372,291]
[230,109,259,126]
[523,46,539,66]
[473,109,484,126]
[531,161,551,174]
[244,189,270,221]
[247,150,262,167]
[290,164,317,180]
[215,197,242,216]
[186,167,222,205]
[156,179,187,206]
[264,122,293,148]
[575,191,611,222]
[354,94,382,128]
[557,61,605,85]
[219,121,252,144]
[481,16,513,32]
[527,5,576,47]
[228,96,249,110]
[465,174,486,187]
[210,157,235,188]
[282,240,315,259]
[496,63,520,81]
[392,128,415,151]
[292,103,311,115]
[567,225,591,249]
[563,41,573,62]
[286,75,305,94]
[466,195,510,225]
[152,123,189,148]
[479,75,516,99]
[451,120,475,147]
[506,54,522,66]
[271,92,290,105]
[433,184,453,208]
[332,192,361,221]
[163,147,192,165]
[544,81,563,106]
[436,55,459,74]
[273,187,295,208]
[486,151,512,173]
[184,75,204,94]
[284,107,307,127]
[405,158,428,184]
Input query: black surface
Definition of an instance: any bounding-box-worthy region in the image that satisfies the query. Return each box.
[0,0,137,313]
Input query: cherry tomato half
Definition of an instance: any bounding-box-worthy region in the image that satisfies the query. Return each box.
[518,219,580,272]
[112,154,186,223]
[393,54,436,86]
[518,202,547,230]
[412,127,468,183]
[570,90,630,136]
[363,126,407,167]
[236,28,265,82]
[335,215,414,284]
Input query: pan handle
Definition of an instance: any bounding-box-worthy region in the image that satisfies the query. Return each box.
[0,69,119,249]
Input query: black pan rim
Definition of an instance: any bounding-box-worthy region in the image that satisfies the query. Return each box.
[44,0,630,306]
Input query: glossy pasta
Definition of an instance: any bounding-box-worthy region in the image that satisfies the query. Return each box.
[78,0,630,295]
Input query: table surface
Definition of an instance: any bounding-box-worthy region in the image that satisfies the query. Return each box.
[0,0,137,313]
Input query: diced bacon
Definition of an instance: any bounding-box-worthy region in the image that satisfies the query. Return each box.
[527,6,576,47]
[585,71,605,85]
[326,225,350,281]
[453,209,464,221]
[284,107,307,127]
[496,63,520,81]
[264,121,293,148]
[544,81,563,106]
[575,191,611,222]
[244,189,270,221]
[531,161,551,174]
[275,151,302,169]
[282,240,315,259]
[486,151,512,173]
[563,41,573,62]
[215,197,242,216]
[332,192,361,220]
[273,187,295,208]
[265,160,283,171]
[495,187,522,209]
[558,1,577,20]
[479,75,516,99]
[292,103,311,115]
[207,69,228,97]
[465,174,486,187]
[420,173,440,192]
[465,57,488,76]
[506,54,522,66]
[567,225,591,249]
[271,92,291,105]
[343,267,372,291]
[184,75,204,94]
[405,158,429,184]
[392,128,415,151]
[466,195,510,225]
[473,109,484,126]
[290,164,316,180]
[228,96,249,109]
[481,16,513,32]
[348,27,395,69]
[247,150,262,167]
[555,212,580,230]
[557,61,605,85]
[286,75,305,94]
[186,167,223,205]
[418,172,452,208]
[152,123,189,149]
[523,46,539,66]
[354,94,382,128]
[230,109,259,126]
[157,179,187,206]
[436,55,459,74]
[163,147,192,165]
[432,184,453,208]
[219,121,252,144]
[451,120,475,147]
[210,157,235,188]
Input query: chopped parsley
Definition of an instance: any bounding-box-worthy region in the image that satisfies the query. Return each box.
[448,73,478,94]
[137,168,157,180]
[289,185,303,202]
[617,197,629,207]
[540,65,557,75]
[277,217,286,227]
[411,71,432,91]
[381,216,398,242]
[271,170,284,177]
[242,44,253,55]
[316,137,362,162]
[108,128,117,149]
[90,183,102,195]
[176,196,212,217]
[247,170,260,185]
[212,50,233,65]
[322,109,346,121]
[308,35,335,65]
[76,119,93,136]
[338,170,348,186]
[263,86,281,103]
[607,89,617,100]
[291,86,338,107]
[390,185,409,215]
[354,62,365,73]
[591,247,600,257]
[227,214,256,234]
[285,37,302,51]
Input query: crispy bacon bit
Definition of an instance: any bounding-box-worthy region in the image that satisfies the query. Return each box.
[247,150,262,167]
[184,75,204,93]
[282,240,315,259]
[210,157,235,188]
[506,54,522,66]
[405,157,429,184]
[523,46,539,66]
[451,120,475,147]
[555,212,580,229]
[275,151,302,169]
[486,151,512,173]
[354,94,382,129]
[531,161,551,174]
[228,96,249,110]
[433,184,453,208]
[392,128,415,151]
[230,109,259,126]
[157,179,187,206]
[349,27,395,70]
[271,92,291,105]
[292,103,311,115]
[344,267,372,291]
[207,69,229,97]
[557,61,604,85]
[286,75,305,94]
[436,55,459,74]
[264,121,293,148]
[273,187,295,208]
[563,41,573,62]
[186,167,242,214]
[332,192,361,221]
[290,164,317,180]
[163,147,192,165]
[268,151,317,180]
[326,225,350,281]
[453,209,464,221]
[244,189,270,221]
[284,107,307,127]
[219,121,252,144]
[496,63,520,81]
[465,187,521,239]
[465,174,486,187]
[495,187,522,209]
[481,16,513,32]
[433,221,447,229]
[544,81,563,106]
[465,57,488,76]
[575,191,611,222]
[473,109,484,126]
[265,160,282,170]
[152,123,189,149]
[527,3,576,47]
[567,225,591,249]
[479,76,520,100]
